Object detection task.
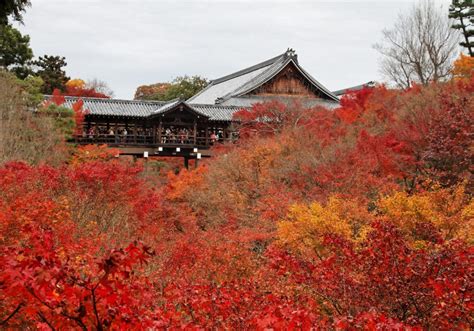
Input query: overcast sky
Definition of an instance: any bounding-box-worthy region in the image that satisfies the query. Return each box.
[16,0,451,99]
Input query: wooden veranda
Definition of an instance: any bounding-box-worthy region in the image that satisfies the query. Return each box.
[74,102,238,167]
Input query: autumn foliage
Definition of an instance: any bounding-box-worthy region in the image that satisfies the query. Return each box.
[1,76,473,329]
[452,53,474,79]
[64,79,111,98]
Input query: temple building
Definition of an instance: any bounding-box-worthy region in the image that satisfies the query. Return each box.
[57,49,364,163]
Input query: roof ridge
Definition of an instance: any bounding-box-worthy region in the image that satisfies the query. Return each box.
[216,56,291,103]
[216,57,339,103]
[190,103,241,109]
[47,95,167,104]
[211,51,287,85]
[152,99,210,118]
[332,81,376,96]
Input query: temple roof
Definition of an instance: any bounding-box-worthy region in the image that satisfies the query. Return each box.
[332,81,376,96]
[59,97,166,117]
[44,50,369,122]
[188,48,339,105]
[50,96,241,122]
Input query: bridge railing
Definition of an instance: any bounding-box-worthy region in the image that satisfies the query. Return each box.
[73,134,234,148]
[74,134,154,145]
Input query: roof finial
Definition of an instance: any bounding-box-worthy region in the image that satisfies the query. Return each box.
[286,48,296,58]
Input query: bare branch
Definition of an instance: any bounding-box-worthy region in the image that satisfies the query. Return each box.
[374,0,459,88]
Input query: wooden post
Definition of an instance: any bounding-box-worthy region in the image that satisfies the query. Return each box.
[193,120,197,145]
[114,122,118,145]
[133,124,137,144]
[223,127,228,143]
[158,119,162,145]
[205,123,209,147]
[184,157,189,169]
[144,156,148,175]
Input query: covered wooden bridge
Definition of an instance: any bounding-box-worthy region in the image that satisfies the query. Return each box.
[61,97,241,164]
[57,49,345,166]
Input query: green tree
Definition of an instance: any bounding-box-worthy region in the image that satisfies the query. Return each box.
[0,24,33,78]
[449,0,474,57]
[166,75,208,100]
[33,55,69,94]
[17,75,44,108]
[134,75,208,101]
[38,103,75,139]
[0,0,31,25]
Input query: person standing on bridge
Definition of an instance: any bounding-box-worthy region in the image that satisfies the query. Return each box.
[108,128,115,144]
[211,132,217,144]
[122,128,127,143]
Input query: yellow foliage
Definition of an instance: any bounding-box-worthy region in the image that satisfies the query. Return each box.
[452,54,474,79]
[459,199,474,243]
[378,185,473,244]
[66,78,86,89]
[277,197,371,258]
[70,145,120,165]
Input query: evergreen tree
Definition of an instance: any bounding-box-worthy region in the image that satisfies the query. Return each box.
[33,55,70,94]
[0,24,34,79]
[0,0,31,26]
[449,0,474,56]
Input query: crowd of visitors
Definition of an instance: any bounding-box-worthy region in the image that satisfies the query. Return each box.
[80,125,231,145]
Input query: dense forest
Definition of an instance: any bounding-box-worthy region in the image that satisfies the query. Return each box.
[1,66,473,328]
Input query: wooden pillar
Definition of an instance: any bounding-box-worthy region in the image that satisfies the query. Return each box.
[133,124,137,144]
[184,157,189,169]
[223,126,228,143]
[114,121,118,145]
[193,119,197,145]
[158,119,162,144]
[205,122,209,147]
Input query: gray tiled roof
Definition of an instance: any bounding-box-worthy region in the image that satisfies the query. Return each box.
[221,96,340,110]
[57,96,167,117]
[192,104,242,121]
[152,98,183,114]
[45,96,241,122]
[188,49,339,105]
[332,81,376,96]
[188,51,288,105]
[151,99,241,121]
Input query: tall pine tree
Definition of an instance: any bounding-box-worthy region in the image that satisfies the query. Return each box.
[0,0,31,26]
[33,55,69,94]
[0,25,34,78]
[449,0,473,56]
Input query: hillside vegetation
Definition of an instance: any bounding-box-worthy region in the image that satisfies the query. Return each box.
[0,73,473,329]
